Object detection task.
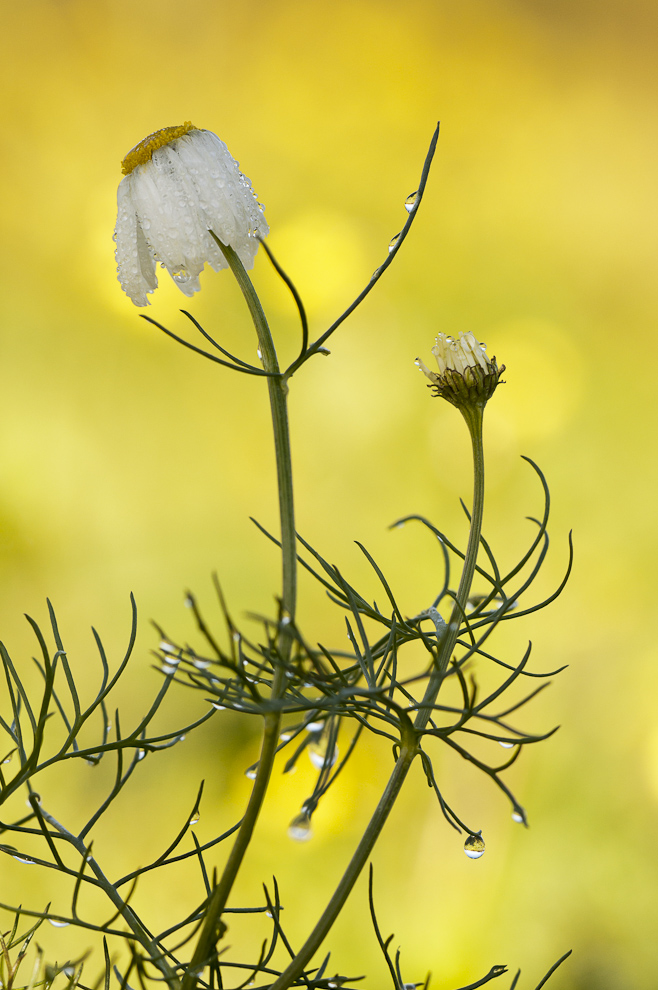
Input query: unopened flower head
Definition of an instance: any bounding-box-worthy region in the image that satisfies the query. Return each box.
[415,332,504,410]
[114,123,268,306]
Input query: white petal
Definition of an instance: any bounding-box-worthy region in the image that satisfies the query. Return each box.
[114,178,158,306]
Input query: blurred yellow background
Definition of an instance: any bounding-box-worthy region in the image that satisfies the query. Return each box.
[1,0,657,987]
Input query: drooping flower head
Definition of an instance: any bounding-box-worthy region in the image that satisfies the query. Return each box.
[114,123,268,306]
[416,332,504,410]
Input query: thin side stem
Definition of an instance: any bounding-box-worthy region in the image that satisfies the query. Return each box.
[268,404,486,990]
[38,807,178,988]
[182,239,297,989]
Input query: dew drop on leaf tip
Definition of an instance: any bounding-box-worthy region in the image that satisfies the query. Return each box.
[463,832,485,859]
[288,812,313,842]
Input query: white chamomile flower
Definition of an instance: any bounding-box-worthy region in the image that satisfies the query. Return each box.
[114,122,268,306]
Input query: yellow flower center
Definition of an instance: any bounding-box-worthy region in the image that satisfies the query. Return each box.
[121,122,198,175]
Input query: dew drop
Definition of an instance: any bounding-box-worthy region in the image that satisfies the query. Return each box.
[280,732,293,742]
[404,190,419,212]
[160,641,177,655]
[49,919,70,928]
[193,658,211,670]
[309,744,338,771]
[288,811,313,842]
[464,831,485,860]
[136,749,146,761]
[245,767,257,780]
[371,266,383,279]
[306,721,324,733]
[498,740,515,749]
[189,814,200,826]
[2,754,12,765]
[172,269,193,285]
[161,664,177,676]
[184,595,194,608]
[511,809,525,825]
[388,231,402,253]
[12,855,35,865]
[212,703,226,711]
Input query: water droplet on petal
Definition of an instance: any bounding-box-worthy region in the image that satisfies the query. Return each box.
[49,919,70,928]
[464,832,485,859]
[172,268,193,285]
[404,190,419,212]
[288,811,313,842]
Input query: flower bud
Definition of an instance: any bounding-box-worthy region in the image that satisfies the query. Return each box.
[416,332,504,410]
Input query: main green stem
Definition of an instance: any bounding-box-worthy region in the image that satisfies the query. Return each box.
[268,404,485,990]
[183,243,296,990]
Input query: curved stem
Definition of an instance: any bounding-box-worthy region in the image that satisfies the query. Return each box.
[183,240,296,989]
[269,403,486,990]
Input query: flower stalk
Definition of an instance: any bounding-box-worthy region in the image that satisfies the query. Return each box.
[268,403,486,990]
[182,240,295,989]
